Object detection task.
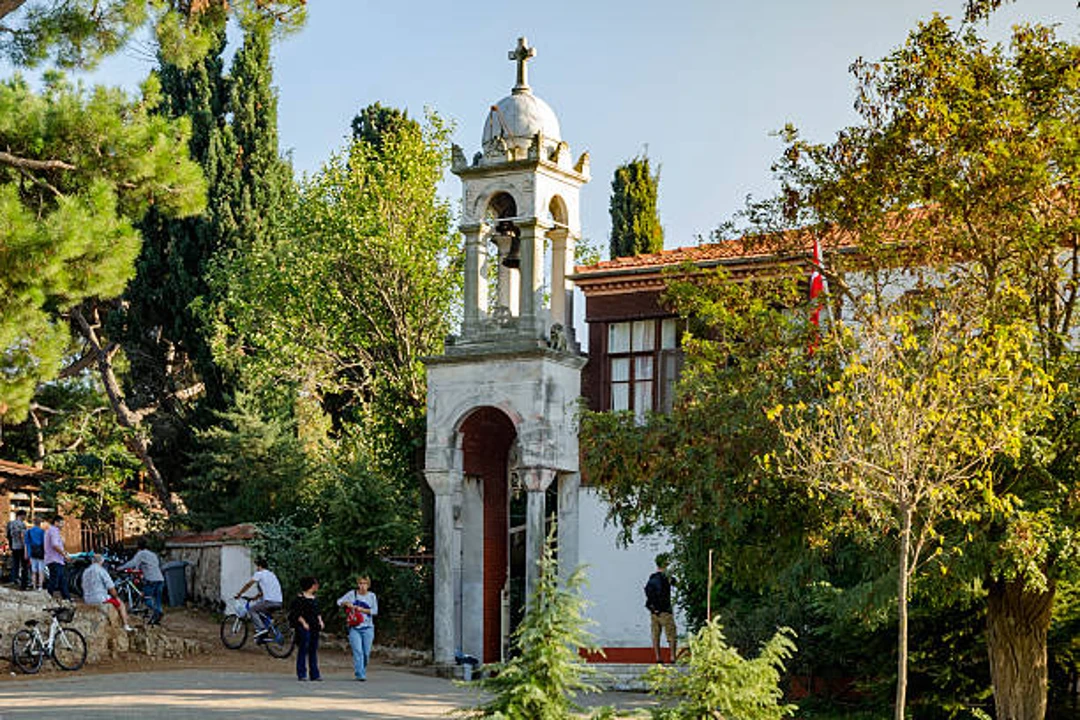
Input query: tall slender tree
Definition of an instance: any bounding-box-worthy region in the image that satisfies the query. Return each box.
[609,154,664,258]
[114,19,294,505]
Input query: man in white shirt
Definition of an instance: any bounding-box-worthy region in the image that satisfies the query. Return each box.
[82,553,133,632]
[234,557,283,638]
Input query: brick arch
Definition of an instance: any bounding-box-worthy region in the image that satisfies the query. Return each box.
[459,406,517,663]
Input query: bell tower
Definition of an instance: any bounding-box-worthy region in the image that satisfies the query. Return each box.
[423,37,589,668]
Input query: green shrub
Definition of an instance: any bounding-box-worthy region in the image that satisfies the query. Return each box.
[646,619,797,720]
[458,530,605,720]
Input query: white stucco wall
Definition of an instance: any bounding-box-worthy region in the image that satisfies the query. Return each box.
[220,544,253,606]
[576,487,682,648]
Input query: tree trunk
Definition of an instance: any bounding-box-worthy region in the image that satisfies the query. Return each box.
[71,307,178,517]
[986,578,1055,720]
[895,506,911,720]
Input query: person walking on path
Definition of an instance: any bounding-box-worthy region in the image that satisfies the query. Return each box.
[82,553,134,631]
[118,538,165,625]
[337,575,378,681]
[44,515,70,601]
[6,509,28,589]
[234,558,283,638]
[25,517,46,591]
[645,553,677,663]
[289,576,324,682]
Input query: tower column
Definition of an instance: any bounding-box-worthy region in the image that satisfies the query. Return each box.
[426,468,462,666]
[520,466,556,608]
[462,224,487,335]
[518,223,545,333]
[548,228,572,330]
[460,474,484,660]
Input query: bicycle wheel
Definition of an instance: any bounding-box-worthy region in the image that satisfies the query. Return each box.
[68,564,85,598]
[12,629,44,674]
[52,627,87,671]
[128,589,152,619]
[262,612,295,659]
[220,614,248,649]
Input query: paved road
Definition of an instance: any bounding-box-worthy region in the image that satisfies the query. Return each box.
[0,667,653,719]
[0,667,473,720]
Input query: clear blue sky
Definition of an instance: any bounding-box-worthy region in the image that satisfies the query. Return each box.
[79,0,1079,255]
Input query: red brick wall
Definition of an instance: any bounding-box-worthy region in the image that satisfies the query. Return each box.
[461,407,516,663]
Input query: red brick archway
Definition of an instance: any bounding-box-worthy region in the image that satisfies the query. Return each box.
[460,407,516,663]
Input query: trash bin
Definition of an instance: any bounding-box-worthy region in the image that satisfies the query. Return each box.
[455,651,479,681]
[162,560,189,607]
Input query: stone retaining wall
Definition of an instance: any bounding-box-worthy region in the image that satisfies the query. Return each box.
[0,587,208,670]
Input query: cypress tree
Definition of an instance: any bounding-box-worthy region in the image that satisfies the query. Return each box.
[609,154,664,258]
[117,21,292,495]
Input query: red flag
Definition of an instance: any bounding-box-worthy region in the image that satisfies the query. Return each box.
[809,239,825,353]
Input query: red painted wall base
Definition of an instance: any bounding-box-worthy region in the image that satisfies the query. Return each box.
[579,647,671,664]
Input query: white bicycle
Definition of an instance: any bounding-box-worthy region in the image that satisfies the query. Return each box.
[11,606,87,673]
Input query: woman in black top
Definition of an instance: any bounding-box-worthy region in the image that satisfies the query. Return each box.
[289,576,324,681]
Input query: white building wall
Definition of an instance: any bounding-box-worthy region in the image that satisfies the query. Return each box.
[577,487,681,649]
[220,544,253,606]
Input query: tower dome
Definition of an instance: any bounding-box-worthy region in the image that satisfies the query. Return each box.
[480,37,561,157]
[482,92,561,149]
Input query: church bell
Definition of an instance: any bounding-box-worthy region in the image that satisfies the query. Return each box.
[496,220,521,269]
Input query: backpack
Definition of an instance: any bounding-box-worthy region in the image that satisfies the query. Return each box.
[27,528,44,559]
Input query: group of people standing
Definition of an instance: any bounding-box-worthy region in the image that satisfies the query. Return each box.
[237,558,379,683]
[5,510,166,629]
[6,510,69,595]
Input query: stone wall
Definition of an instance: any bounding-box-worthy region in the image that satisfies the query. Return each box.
[0,587,205,669]
[166,545,219,607]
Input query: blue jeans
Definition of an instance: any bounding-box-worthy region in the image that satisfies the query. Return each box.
[143,581,164,621]
[296,627,320,680]
[46,562,69,600]
[348,625,374,679]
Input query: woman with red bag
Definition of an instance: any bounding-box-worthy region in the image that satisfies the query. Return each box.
[337,575,378,681]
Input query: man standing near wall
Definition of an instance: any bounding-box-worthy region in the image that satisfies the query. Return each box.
[6,509,28,589]
[645,553,677,663]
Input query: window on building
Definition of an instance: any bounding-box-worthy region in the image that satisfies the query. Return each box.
[607,317,681,421]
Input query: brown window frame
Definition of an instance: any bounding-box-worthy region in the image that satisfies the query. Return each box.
[603,317,682,419]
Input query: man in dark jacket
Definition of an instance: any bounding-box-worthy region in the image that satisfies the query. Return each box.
[645,553,677,663]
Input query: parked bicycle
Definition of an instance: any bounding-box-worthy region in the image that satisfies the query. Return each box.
[11,606,87,673]
[114,568,153,620]
[220,597,294,658]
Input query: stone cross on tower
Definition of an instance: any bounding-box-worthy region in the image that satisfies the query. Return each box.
[509,36,536,94]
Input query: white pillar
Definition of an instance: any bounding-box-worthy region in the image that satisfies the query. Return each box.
[518,224,543,331]
[520,466,556,608]
[462,225,484,335]
[548,228,571,331]
[426,468,461,666]
[460,474,484,660]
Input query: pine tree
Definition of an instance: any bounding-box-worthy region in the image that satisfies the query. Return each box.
[609,154,664,259]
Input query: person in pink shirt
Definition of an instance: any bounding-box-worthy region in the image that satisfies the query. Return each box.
[44,515,70,600]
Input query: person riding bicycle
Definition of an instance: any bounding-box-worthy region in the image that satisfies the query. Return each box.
[82,553,134,632]
[234,558,283,641]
